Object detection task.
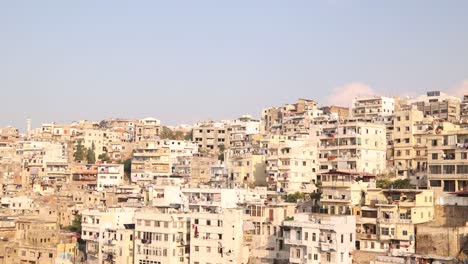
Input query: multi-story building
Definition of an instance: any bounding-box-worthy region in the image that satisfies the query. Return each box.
[134,117,161,142]
[461,94,468,123]
[318,170,375,216]
[134,207,190,264]
[263,134,319,193]
[228,115,260,154]
[351,96,395,119]
[408,91,461,121]
[131,141,171,183]
[189,208,249,264]
[426,128,468,194]
[96,164,124,191]
[320,106,350,118]
[317,119,387,175]
[81,207,136,264]
[356,188,434,254]
[174,154,219,186]
[192,121,229,151]
[283,213,356,264]
[225,150,266,188]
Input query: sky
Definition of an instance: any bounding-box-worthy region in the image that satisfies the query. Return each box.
[1,1,467,132]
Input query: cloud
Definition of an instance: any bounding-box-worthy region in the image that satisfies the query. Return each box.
[325,82,376,107]
[446,79,468,97]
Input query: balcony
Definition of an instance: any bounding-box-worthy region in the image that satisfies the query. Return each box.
[319,241,336,251]
[284,238,303,245]
[357,233,378,240]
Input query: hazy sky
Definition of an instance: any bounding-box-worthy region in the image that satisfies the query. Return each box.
[1,1,467,131]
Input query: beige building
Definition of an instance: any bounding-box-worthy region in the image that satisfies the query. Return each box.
[189,208,249,264]
[174,153,219,186]
[81,207,136,264]
[193,121,228,151]
[134,117,161,142]
[427,128,468,194]
[283,213,356,264]
[408,91,461,121]
[355,188,434,254]
[461,94,468,123]
[352,96,395,118]
[134,207,190,264]
[131,141,171,183]
[263,134,318,193]
[225,150,266,188]
[317,119,387,175]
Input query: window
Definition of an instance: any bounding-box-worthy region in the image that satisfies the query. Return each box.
[304,232,308,241]
[194,246,199,252]
[312,233,316,241]
[432,153,438,160]
[314,254,318,260]
[206,220,211,226]
[461,153,467,159]
[457,165,468,174]
[402,230,408,236]
[341,234,344,243]
[295,249,300,258]
[326,253,331,262]
[443,165,455,174]
[381,228,389,235]
[207,247,211,253]
[429,165,442,174]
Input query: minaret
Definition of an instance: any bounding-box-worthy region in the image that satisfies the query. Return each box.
[26,117,31,138]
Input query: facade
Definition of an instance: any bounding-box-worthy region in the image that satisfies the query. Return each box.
[461,94,468,123]
[134,117,161,142]
[352,96,395,118]
[96,164,125,191]
[192,121,228,151]
[408,91,461,121]
[317,119,387,175]
[134,208,190,264]
[283,213,356,264]
[131,141,171,183]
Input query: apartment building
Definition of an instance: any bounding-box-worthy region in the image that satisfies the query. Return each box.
[131,141,171,183]
[134,117,161,142]
[426,128,468,194]
[174,154,219,186]
[244,202,296,264]
[225,150,266,188]
[96,164,124,191]
[193,121,228,151]
[356,188,434,254]
[261,98,320,134]
[320,106,350,118]
[134,207,190,264]
[182,188,247,213]
[263,134,319,193]
[318,170,375,216]
[81,207,136,264]
[0,126,19,140]
[317,119,387,175]
[71,165,98,190]
[352,96,395,118]
[461,95,468,123]
[228,115,260,154]
[283,213,356,264]
[189,208,249,264]
[408,91,461,121]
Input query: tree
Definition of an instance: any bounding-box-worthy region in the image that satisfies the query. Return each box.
[66,214,82,233]
[218,144,225,162]
[73,141,85,161]
[160,126,174,139]
[184,129,193,141]
[377,178,414,189]
[86,148,96,164]
[285,192,305,203]
[98,153,111,163]
[119,158,132,181]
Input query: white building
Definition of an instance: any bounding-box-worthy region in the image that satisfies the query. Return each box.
[352,96,395,118]
[283,213,356,264]
[96,164,125,191]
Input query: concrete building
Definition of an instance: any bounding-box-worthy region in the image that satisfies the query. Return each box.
[225,150,266,188]
[189,208,249,264]
[408,91,461,121]
[193,121,229,151]
[317,119,387,175]
[134,117,161,142]
[352,96,395,118]
[134,207,190,264]
[81,207,136,264]
[461,94,468,123]
[131,141,171,183]
[263,134,319,193]
[283,213,356,264]
[320,106,350,118]
[96,164,124,191]
[426,127,468,195]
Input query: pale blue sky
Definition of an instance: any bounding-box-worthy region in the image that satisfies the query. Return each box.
[1,1,467,131]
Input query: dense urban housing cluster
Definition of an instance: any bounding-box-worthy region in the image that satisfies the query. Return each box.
[0,91,467,264]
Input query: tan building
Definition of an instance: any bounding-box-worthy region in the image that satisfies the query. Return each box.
[174,153,219,186]
[134,117,161,142]
[427,128,468,194]
[352,96,395,118]
[225,150,266,188]
[317,119,387,175]
[263,134,318,193]
[461,94,468,123]
[408,91,461,121]
[320,106,350,118]
[131,141,171,183]
[193,121,228,151]
[134,207,190,264]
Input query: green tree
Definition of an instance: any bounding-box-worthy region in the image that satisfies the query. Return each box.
[218,144,225,162]
[377,178,414,189]
[184,129,193,141]
[160,126,174,139]
[98,153,111,162]
[73,141,85,161]
[86,148,96,164]
[285,192,305,203]
[66,214,82,233]
[119,158,132,181]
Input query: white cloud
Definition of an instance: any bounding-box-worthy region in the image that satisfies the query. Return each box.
[325,82,376,107]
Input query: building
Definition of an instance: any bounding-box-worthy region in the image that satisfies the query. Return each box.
[134,207,190,264]
[461,95,468,123]
[283,213,356,264]
[96,164,125,191]
[408,91,461,121]
[134,117,161,142]
[352,96,395,118]
[192,121,229,151]
[81,207,136,264]
[320,106,350,118]
[189,208,249,264]
[317,119,387,175]
[263,134,319,193]
[131,141,171,183]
